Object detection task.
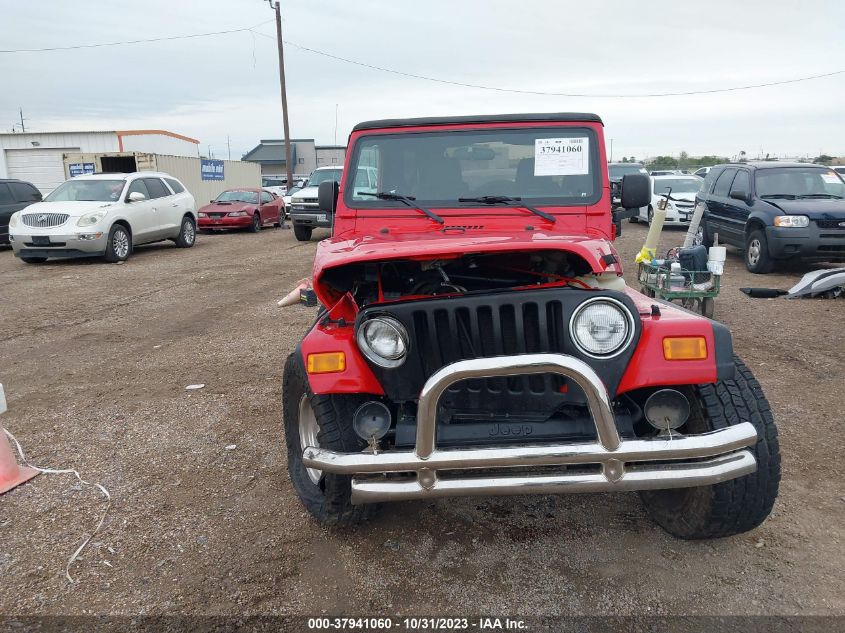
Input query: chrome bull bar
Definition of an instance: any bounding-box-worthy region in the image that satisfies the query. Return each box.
[302,354,758,504]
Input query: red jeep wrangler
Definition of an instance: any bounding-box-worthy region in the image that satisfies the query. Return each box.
[283,113,780,539]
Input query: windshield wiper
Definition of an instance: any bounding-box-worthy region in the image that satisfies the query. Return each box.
[357,191,444,224]
[761,194,797,199]
[797,193,844,199]
[458,195,556,223]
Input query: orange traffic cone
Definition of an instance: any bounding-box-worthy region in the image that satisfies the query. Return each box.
[0,384,38,495]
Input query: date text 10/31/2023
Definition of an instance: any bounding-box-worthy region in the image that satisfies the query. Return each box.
[306,617,528,630]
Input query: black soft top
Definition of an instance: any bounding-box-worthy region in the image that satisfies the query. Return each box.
[352,112,603,132]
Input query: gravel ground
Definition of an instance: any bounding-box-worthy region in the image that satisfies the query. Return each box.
[0,222,843,617]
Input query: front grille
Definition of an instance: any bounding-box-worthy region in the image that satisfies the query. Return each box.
[22,213,69,228]
[208,212,226,219]
[816,219,845,230]
[359,287,640,403]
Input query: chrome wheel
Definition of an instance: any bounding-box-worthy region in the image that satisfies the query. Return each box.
[113,229,129,258]
[183,219,195,244]
[298,394,322,485]
[747,238,762,267]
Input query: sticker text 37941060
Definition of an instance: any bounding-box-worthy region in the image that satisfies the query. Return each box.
[534,137,590,176]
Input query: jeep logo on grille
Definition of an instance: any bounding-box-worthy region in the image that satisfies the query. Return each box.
[37,214,48,224]
[488,423,533,437]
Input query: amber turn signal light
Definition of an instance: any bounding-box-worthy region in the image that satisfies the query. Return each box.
[306,352,346,374]
[663,337,707,360]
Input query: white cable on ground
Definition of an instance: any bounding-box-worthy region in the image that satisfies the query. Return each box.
[3,428,111,583]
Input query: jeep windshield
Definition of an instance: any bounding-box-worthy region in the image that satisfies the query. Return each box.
[346,128,599,210]
[756,167,845,199]
[46,179,125,202]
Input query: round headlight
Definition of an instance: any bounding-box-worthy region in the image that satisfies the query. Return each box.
[569,298,634,358]
[356,316,409,367]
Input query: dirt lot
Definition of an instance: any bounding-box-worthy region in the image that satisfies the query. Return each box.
[0,222,843,617]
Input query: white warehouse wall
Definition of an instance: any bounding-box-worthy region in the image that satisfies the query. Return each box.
[0,131,118,180]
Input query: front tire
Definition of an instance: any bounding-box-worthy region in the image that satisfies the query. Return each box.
[647,205,654,225]
[104,224,131,262]
[293,224,312,241]
[249,213,261,233]
[745,229,774,274]
[639,357,780,539]
[283,353,378,525]
[175,216,196,248]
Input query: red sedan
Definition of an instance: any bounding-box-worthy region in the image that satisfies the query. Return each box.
[197,188,284,233]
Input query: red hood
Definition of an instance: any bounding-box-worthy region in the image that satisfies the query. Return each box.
[198,201,254,213]
[313,228,622,306]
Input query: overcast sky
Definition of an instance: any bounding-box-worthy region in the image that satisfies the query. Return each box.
[2,0,844,161]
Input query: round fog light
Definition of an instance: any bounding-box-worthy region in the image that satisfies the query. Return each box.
[644,389,690,431]
[352,401,392,441]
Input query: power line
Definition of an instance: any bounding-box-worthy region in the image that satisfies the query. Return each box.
[252,30,845,98]
[2,21,842,98]
[0,20,274,53]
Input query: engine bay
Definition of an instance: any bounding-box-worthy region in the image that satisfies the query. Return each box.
[319,249,597,308]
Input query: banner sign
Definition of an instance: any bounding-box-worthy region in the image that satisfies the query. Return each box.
[201,159,225,181]
[69,163,96,177]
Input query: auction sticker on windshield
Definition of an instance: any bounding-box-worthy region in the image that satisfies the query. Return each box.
[534,137,590,176]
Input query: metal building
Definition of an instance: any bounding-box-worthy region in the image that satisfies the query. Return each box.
[0,129,200,194]
[242,139,347,178]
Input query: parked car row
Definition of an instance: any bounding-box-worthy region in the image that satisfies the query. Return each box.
[8,161,845,275]
[4,171,290,264]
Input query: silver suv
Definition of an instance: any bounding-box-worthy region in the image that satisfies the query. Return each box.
[9,172,196,263]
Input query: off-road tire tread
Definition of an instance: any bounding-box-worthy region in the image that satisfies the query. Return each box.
[640,356,780,539]
[293,224,312,241]
[283,353,378,526]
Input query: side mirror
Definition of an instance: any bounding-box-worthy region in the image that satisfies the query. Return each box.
[210,199,215,203]
[33,193,42,201]
[128,191,146,202]
[318,180,339,214]
[729,190,747,201]
[620,173,651,209]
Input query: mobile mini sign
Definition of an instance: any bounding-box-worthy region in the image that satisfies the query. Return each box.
[68,163,95,177]
[201,159,224,181]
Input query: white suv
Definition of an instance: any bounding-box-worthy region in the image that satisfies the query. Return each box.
[8,172,196,264]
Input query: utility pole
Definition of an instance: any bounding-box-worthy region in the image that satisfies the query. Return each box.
[227,136,231,161]
[19,107,26,133]
[269,0,294,195]
[609,138,614,163]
